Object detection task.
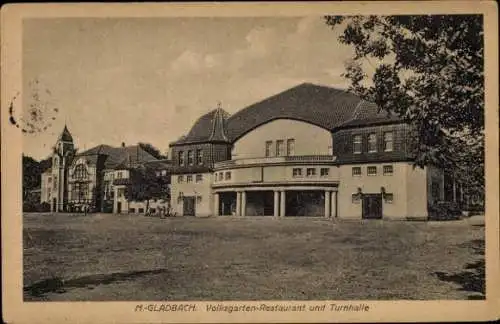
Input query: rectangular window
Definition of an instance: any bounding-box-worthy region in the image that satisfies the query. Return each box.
[219,172,223,181]
[292,168,302,177]
[306,168,316,177]
[383,132,393,152]
[286,139,295,156]
[196,196,202,204]
[178,151,185,165]
[367,166,377,176]
[129,208,136,213]
[276,140,285,157]
[196,149,203,165]
[118,188,125,198]
[368,133,377,153]
[352,193,361,204]
[48,177,52,183]
[384,193,394,203]
[225,171,231,180]
[161,170,167,176]
[178,175,184,183]
[117,172,122,179]
[352,167,362,176]
[265,141,273,157]
[320,168,329,177]
[383,165,394,176]
[138,208,144,213]
[187,150,194,165]
[186,175,193,183]
[353,135,362,154]
[196,174,203,182]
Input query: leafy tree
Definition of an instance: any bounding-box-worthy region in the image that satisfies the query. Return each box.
[22,155,42,200]
[138,142,167,160]
[324,15,484,192]
[124,166,169,212]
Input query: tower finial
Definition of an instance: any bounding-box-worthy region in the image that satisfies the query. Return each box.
[217,101,222,110]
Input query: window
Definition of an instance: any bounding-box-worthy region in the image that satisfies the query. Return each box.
[48,177,52,183]
[368,133,377,153]
[383,132,393,152]
[138,208,144,213]
[276,140,285,157]
[225,171,231,180]
[265,141,273,157]
[118,188,125,198]
[196,196,202,204]
[292,168,302,177]
[196,174,203,182]
[352,167,362,176]
[352,193,361,204]
[74,164,87,179]
[367,166,377,176]
[384,193,394,203]
[286,139,295,156]
[306,168,316,177]
[178,175,184,183]
[161,170,167,176]
[383,165,394,176]
[186,175,193,183]
[156,171,161,177]
[187,150,194,165]
[129,208,136,213]
[117,172,123,179]
[196,149,203,165]
[214,173,217,182]
[178,151,185,165]
[353,135,362,154]
[219,172,223,181]
[320,168,329,177]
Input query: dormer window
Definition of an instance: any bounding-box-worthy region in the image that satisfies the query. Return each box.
[196,149,203,165]
[178,151,185,166]
[353,135,362,154]
[383,132,393,152]
[368,133,377,153]
[187,150,194,165]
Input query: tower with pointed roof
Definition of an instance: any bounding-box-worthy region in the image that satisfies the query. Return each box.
[50,125,75,212]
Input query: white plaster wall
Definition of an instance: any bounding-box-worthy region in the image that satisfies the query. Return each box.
[406,165,429,219]
[171,173,213,217]
[337,162,409,219]
[232,119,333,159]
[40,172,52,203]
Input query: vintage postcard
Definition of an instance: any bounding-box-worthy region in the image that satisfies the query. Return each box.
[1,1,499,323]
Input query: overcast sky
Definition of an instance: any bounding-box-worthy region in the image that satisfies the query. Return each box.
[22,17,354,160]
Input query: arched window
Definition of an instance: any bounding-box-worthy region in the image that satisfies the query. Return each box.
[74,164,87,179]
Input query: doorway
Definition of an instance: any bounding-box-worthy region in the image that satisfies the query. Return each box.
[117,201,122,214]
[362,194,383,219]
[183,197,196,216]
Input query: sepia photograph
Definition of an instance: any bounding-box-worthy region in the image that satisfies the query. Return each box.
[2,2,499,323]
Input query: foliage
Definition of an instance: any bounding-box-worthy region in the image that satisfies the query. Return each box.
[138,142,167,160]
[23,155,42,200]
[428,201,462,221]
[124,166,170,210]
[324,15,484,191]
[23,201,50,213]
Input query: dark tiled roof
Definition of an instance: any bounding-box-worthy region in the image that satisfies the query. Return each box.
[170,108,230,145]
[58,125,73,142]
[76,144,158,169]
[144,159,173,171]
[225,83,401,141]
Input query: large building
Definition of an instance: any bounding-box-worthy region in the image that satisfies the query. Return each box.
[40,126,171,213]
[169,83,462,220]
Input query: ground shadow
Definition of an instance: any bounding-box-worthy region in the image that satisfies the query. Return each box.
[433,239,485,299]
[24,268,170,298]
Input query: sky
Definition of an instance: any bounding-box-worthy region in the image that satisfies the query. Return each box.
[22,17,355,160]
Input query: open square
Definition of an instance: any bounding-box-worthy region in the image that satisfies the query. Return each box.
[23,213,485,301]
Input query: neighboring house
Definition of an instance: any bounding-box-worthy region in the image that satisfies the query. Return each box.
[169,83,463,220]
[40,126,172,213]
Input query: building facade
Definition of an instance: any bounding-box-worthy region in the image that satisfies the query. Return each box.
[40,127,171,213]
[169,83,460,220]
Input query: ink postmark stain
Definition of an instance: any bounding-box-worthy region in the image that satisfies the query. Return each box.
[8,78,59,134]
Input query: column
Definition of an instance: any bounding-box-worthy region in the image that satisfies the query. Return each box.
[273,191,280,217]
[236,191,241,216]
[241,191,247,217]
[280,190,286,217]
[331,191,337,218]
[324,190,331,218]
[213,193,220,216]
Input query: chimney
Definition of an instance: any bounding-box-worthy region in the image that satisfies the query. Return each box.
[121,142,125,148]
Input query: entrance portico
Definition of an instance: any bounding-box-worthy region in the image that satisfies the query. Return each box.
[213,185,338,218]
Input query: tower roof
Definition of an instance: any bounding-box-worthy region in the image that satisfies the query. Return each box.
[58,125,73,142]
